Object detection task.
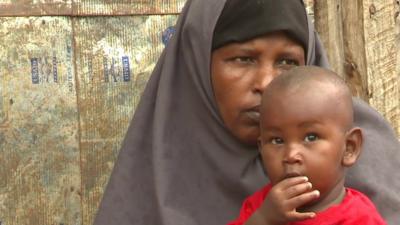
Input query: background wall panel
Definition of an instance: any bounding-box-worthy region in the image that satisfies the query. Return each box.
[72,0,185,16]
[313,0,400,136]
[0,17,81,225]
[0,0,72,16]
[363,0,399,134]
[73,15,177,225]
[0,13,178,225]
[0,0,185,16]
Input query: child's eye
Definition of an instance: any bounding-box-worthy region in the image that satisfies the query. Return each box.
[270,137,284,145]
[304,133,319,142]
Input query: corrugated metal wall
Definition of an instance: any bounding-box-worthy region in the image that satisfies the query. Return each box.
[0,1,184,224]
[0,1,398,225]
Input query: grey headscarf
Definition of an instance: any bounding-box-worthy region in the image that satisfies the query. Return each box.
[94,0,400,224]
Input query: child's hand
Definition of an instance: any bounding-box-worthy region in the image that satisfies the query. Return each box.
[258,176,320,225]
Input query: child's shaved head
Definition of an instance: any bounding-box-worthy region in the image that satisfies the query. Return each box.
[262,66,354,130]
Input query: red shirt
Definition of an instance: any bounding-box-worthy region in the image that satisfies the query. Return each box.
[227,184,387,225]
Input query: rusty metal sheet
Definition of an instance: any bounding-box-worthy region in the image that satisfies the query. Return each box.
[0,0,186,16]
[74,15,178,225]
[0,0,72,16]
[0,17,81,225]
[73,0,186,16]
[0,14,177,224]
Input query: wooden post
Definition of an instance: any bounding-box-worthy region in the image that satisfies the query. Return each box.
[313,0,399,136]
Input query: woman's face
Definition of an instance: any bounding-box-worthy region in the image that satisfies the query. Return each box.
[211,32,306,146]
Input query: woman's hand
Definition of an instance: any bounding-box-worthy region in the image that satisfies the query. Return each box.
[245,176,319,225]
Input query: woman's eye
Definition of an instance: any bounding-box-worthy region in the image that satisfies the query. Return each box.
[270,137,284,145]
[277,58,300,66]
[232,56,255,64]
[304,133,319,142]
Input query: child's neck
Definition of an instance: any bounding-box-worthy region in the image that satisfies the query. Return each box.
[299,178,346,213]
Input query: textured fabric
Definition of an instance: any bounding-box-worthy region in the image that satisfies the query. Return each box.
[93,0,400,225]
[212,0,308,50]
[227,184,387,225]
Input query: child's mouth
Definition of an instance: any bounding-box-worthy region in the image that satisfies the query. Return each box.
[283,172,302,179]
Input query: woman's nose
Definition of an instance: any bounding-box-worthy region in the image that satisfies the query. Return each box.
[253,66,279,93]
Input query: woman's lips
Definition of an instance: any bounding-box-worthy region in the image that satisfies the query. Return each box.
[246,110,260,122]
[245,106,260,123]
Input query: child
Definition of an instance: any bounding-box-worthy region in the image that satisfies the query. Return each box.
[228,66,386,225]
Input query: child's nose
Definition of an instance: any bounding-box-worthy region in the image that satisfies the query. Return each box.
[283,145,303,164]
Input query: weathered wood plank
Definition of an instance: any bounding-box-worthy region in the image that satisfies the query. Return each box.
[313,0,399,136]
[314,0,369,100]
[314,0,346,83]
[363,0,400,135]
[396,0,400,138]
[341,0,369,100]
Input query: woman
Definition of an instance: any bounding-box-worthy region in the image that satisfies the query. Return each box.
[94,0,400,224]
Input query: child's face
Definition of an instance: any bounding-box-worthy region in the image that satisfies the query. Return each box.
[258,86,350,200]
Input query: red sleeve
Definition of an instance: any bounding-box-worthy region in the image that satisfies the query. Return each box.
[226,185,271,225]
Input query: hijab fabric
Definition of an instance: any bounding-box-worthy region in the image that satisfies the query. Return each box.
[94,0,400,224]
[212,0,308,50]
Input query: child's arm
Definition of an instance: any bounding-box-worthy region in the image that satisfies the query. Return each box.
[245,176,319,225]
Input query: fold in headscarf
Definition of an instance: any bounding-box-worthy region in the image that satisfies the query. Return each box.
[94,0,400,224]
[212,0,308,50]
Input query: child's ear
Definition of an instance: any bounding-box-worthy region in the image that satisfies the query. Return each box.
[342,127,363,167]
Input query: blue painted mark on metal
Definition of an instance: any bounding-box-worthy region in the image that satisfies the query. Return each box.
[53,55,58,83]
[31,58,39,84]
[103,57,109,82]
[66,42,74,92]
[103,56,131,83]
[162,26,175,46]
[122,56,130,82]
[30,56,59,84]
